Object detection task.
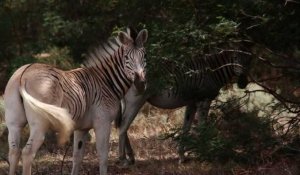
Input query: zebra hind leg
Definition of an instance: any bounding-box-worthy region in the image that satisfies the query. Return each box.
[195,99,212,125]
[21,123,47,175]
[178,104,197,164]
[21,102,49,175]
[7,125,24,175]
[71,130,89,175]
[94,116,112,175]
[5,97,27,175]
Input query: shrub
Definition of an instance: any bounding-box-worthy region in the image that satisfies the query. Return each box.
[166,98,281,165]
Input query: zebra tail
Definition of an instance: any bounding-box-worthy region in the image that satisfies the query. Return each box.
[19,87,75,145]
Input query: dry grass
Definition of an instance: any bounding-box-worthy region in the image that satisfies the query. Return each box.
[0,94,299,174]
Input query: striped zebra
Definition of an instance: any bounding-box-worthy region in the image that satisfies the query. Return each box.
[4,28,148,175]
[116,50,253,166]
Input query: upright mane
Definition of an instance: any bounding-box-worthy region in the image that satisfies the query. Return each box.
[82,37,123,68]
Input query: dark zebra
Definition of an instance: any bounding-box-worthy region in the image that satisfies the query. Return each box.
[4,28,148,175]
[116,50,253,166]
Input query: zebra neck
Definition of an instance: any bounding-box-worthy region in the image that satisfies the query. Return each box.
[210,64,236,88]
[85,62,132,100]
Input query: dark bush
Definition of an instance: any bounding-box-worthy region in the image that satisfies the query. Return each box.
[166,99,290,165]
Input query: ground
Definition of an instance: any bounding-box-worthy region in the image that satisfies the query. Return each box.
[0,104,299,175]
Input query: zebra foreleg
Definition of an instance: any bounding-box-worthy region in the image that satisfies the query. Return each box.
[94,116,112,175]
[118,93,146,167]
[178,104,197,164]
[124,132,135,164]
[117,132,135,166]
[118,130,130,166]
[71,130,89,175]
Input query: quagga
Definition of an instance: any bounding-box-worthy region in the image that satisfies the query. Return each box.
[4,28,148,175]
[116,50,253,166]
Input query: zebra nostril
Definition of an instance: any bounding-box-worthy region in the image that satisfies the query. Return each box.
[140,74,145,82]
[135,69,146,82]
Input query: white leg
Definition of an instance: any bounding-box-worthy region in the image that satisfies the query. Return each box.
[21,100,50,175]
[5,95,27,175]
[7,125,23,175]
[94,118,112,175]
[71,130,89,175]
[21,124,47,175]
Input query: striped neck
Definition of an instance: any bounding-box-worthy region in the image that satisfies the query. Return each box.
[82,38,132,100]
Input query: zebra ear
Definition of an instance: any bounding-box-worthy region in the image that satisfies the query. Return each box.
[118,31,134,46]
[135,29,148,47]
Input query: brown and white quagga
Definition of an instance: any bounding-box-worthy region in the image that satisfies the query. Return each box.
[4,28,148,175]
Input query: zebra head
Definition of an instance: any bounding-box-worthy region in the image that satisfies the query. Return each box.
[118,28,148,91]
[232,50,253,88]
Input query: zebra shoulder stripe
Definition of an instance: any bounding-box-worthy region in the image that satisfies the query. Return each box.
[19,87,75,145]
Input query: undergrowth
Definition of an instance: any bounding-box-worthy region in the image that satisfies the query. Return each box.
[164,98,300,166]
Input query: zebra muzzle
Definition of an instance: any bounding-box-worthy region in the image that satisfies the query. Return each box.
[135,69,146,82]
[134,71,147,92]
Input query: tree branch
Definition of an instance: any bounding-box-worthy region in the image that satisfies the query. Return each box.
[249,75,300,113]
[257,56,300,71]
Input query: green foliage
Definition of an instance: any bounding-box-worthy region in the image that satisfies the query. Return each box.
[163,83,300,164]
[8,55,35,77]
[177,120,231,163]
[1,0,299,77]
[7,46,76,77]
[145,15,241,93]
[35,46,77,70]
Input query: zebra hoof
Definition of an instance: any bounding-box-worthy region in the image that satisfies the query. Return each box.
[116,159,134,167]
[179,157,192,164]
[178,157,188,164]
[128,157,135,165]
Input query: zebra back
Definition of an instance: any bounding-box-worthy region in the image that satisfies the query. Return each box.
[154,50,252,99]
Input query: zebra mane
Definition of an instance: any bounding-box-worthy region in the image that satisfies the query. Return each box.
[82,37,123,68]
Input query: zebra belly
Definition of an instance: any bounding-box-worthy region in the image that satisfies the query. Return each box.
[146,85,219,109]
[73,105,96,130]
[147,93,191,109]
